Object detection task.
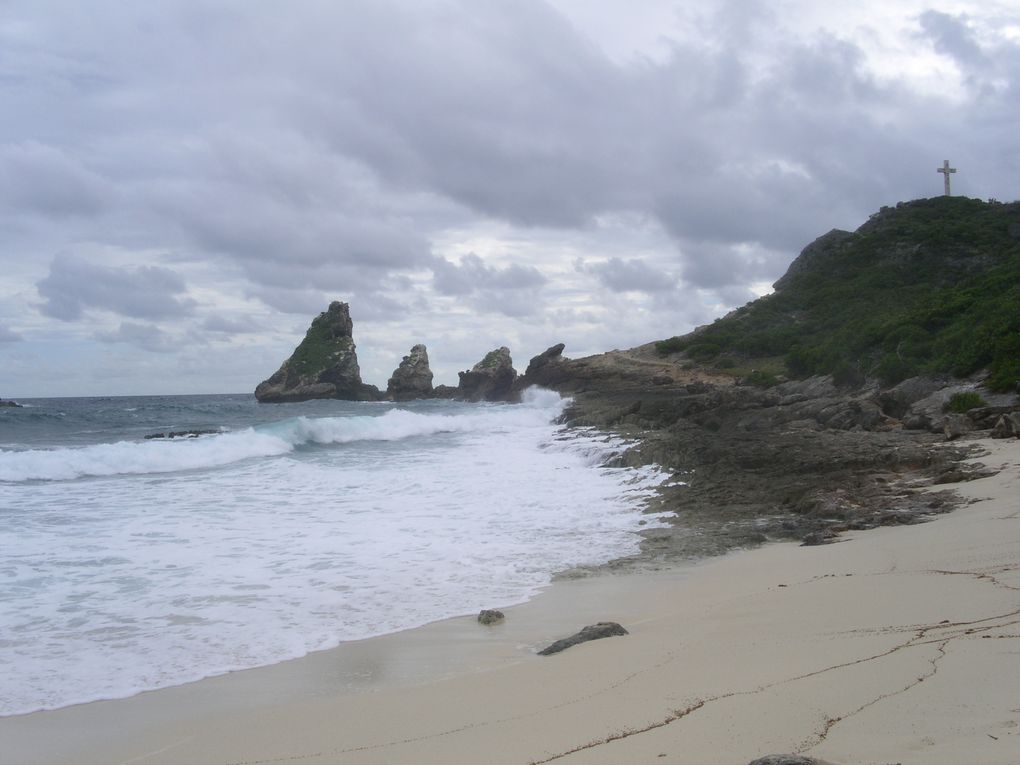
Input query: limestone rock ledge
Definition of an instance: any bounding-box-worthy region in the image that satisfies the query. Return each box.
[255,301,380,403]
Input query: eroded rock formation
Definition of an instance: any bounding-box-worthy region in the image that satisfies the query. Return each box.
[457,346,517,402]
[514,343,569,392]
[255,301,380,403]
[386,344,434,401]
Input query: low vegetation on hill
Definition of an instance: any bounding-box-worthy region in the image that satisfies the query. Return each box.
[657,196,1020,391]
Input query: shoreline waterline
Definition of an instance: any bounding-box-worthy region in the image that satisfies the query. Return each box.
[2,436,1017,765]
[0,390,671,717]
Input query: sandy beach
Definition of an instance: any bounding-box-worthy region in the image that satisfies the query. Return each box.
[3,436,1018,765]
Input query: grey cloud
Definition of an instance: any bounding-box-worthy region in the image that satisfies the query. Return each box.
[431,254,547,296]
[0,142,111,217]
[248,286,334,317]
[37,255,195,320]
[678,241,786,290]
[96,322,176,353]
[0,325,22,343]
[919,11,987,67]
[202,315,263,334]
[579,257,677,293]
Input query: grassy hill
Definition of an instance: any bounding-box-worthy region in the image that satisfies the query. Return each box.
[656,196,1020,391]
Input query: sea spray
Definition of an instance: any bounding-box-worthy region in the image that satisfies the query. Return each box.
[0,390,667,715]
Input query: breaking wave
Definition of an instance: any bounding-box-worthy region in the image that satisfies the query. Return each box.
[0,388,569,483]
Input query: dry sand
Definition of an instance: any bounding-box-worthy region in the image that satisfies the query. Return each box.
[3,437,1018,765]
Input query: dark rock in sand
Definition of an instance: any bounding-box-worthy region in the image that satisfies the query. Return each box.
[933,466,998,484]
[477,609,505,625]
[537,622,628,655]
[747,756,838,765]
[457,347,517,402]
[386,344,434,401]
[801,531,839,546]
[991,411,1020,438]
[255,301,381,403]
[943,413,973,441]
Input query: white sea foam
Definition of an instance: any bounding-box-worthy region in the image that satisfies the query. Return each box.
[0,388,567,483]
[0,389,667,715]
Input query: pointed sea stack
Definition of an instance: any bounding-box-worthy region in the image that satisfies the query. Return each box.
[457,346,517,402]
[255,301,381,403]
[386,344,434,401]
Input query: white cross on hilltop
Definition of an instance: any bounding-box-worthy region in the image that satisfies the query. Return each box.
[937,159,956,196]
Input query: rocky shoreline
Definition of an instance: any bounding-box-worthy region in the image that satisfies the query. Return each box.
[253,300,1019,567]
[535,345,1018,570]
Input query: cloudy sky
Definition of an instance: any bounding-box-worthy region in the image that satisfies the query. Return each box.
[1,1,1018,397]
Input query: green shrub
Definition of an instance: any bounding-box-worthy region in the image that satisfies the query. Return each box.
[944,391,987,413]
[744,370,779,388]
[654,336,688,355]
[686,342,721,362]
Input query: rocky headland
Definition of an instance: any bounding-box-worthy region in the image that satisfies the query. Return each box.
[253,196,1020,561]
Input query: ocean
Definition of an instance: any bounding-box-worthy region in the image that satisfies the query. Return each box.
[0,388,666,716]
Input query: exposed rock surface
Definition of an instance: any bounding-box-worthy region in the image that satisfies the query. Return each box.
[538,622,629,656]
[513,343,570,393]
[942,413,973,440]
[386,344,434,401]
[747,756,838,765]
[457,347,517,402]
[501,346,1008,563]
[0,398,21,407]
[991,411,1020,438]
[477,609,505,625]
[255,302,380,403]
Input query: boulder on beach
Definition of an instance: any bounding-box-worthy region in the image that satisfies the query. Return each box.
[477,609,505,625]
[254,301,381,403]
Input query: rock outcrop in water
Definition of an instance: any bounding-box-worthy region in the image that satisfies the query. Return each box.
[514,343,569,392]
[457,346,517,402]
[0,398,20,407]
[255,301,380,403]
[386,344,434,401]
